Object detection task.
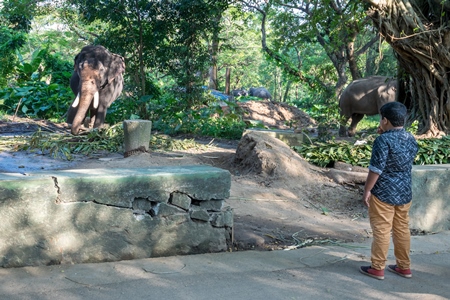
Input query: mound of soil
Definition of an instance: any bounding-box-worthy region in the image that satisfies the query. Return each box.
[237,100,317,130]
[234,130,313,178]
[227,131,367,250]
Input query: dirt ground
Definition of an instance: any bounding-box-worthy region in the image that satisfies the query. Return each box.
[0,101,371,251]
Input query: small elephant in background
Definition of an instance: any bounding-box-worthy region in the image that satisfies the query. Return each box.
[231,88,248,97]
[67,45,125,135]
[248,87,272,100]
[339,76,397,137]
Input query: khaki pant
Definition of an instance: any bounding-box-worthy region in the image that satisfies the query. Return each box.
[369,195,411,271]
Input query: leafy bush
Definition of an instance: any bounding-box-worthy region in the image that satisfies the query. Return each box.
[294,140,373,167]
[0,80,73,120]
[106,96,143,125]
[415,136,450,165]
[294,134,450,167]
[194,105,246,139]
[146,92,246,140]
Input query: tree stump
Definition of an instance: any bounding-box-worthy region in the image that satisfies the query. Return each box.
[123,120,152,157]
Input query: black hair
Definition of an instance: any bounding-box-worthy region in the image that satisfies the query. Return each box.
[380,102,407,127]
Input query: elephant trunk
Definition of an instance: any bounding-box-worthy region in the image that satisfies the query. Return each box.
[71,90,99,135]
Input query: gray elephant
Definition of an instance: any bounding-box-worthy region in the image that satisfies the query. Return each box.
[231,88,248,97]
[248,87,272,100]
[339,76,397,137]
[67,45,125,135]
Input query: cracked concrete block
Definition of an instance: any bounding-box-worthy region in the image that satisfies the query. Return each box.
[155,203,186,217]
[0,166,233,267]
[0,173,56,202]
[210,212,225,227]
[47,166,230,206]
[132,198,153,211]
[199,200,223,212]
[223,206,233,227]
[190,209,210,222]
[170,192,191,210]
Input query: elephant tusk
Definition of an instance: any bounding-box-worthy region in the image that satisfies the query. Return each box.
[93,91,99,109]
[72,93,80,107]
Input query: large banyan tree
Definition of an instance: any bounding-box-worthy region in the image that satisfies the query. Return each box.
[364,0,450,137]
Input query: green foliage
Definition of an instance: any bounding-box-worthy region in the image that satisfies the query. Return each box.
[106,96,142,125]
[15,48,45,83]
[20,125,124,160]
[39,48,73,85]
[0,80,72,120]
[294,140,373,167]
[217,9,264,91]
[1,0,38,32]
[147,92,246,140]
[302,103,340,126]
[415,136,450,165]
[10,125,208,160]
[355,115,380,133]
[0,26,26,87]
[149,135,207,152]
[66,0,229,111]
[0,0,40,86]
[196,107,246,139]
[294,134,450,167]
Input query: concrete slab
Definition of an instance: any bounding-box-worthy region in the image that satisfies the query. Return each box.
[0,166,231,204]
[0,231,448,300]
[0,166,233,267]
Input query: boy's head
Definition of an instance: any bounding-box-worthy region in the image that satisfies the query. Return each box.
[380,102,407,127]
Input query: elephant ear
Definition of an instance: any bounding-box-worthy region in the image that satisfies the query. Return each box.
[73,53,80,71]
[105,54,125,84]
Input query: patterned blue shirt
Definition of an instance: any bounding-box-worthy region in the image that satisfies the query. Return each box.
[369,128,418,205]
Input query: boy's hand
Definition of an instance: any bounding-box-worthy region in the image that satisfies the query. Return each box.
[363,191,371,207]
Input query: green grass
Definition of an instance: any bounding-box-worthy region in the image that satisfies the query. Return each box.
[355,115,380,132]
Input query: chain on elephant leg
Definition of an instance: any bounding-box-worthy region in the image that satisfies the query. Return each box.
[124,146,149,158]
[83,117,91,128]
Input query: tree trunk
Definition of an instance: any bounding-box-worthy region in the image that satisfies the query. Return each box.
[225,68,231,95]
[365,0,450,137]
[209,66,217,90]
[346,37,361,80]
[283,81,292,102]
[208,15,221,90]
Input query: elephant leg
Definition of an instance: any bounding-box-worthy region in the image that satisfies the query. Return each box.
[68,71,81,126]
[348,113,365,137]
[93,105,108,128]
[87,107,97,128]
[339,115,350,137]
[66,105,78,125]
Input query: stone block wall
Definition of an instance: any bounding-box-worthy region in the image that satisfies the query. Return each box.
[0,166,232,268]
[411,165,450,233]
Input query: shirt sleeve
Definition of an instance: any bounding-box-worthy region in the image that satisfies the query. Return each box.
[369,136,389,175]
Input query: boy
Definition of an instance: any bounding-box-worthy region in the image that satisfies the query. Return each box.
[359,101,418,280]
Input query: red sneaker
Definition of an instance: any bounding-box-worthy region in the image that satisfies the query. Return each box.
[387,265,412,278]
[359,266,385,280]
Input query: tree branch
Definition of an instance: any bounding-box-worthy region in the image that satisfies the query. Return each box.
[239,0,318,89]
